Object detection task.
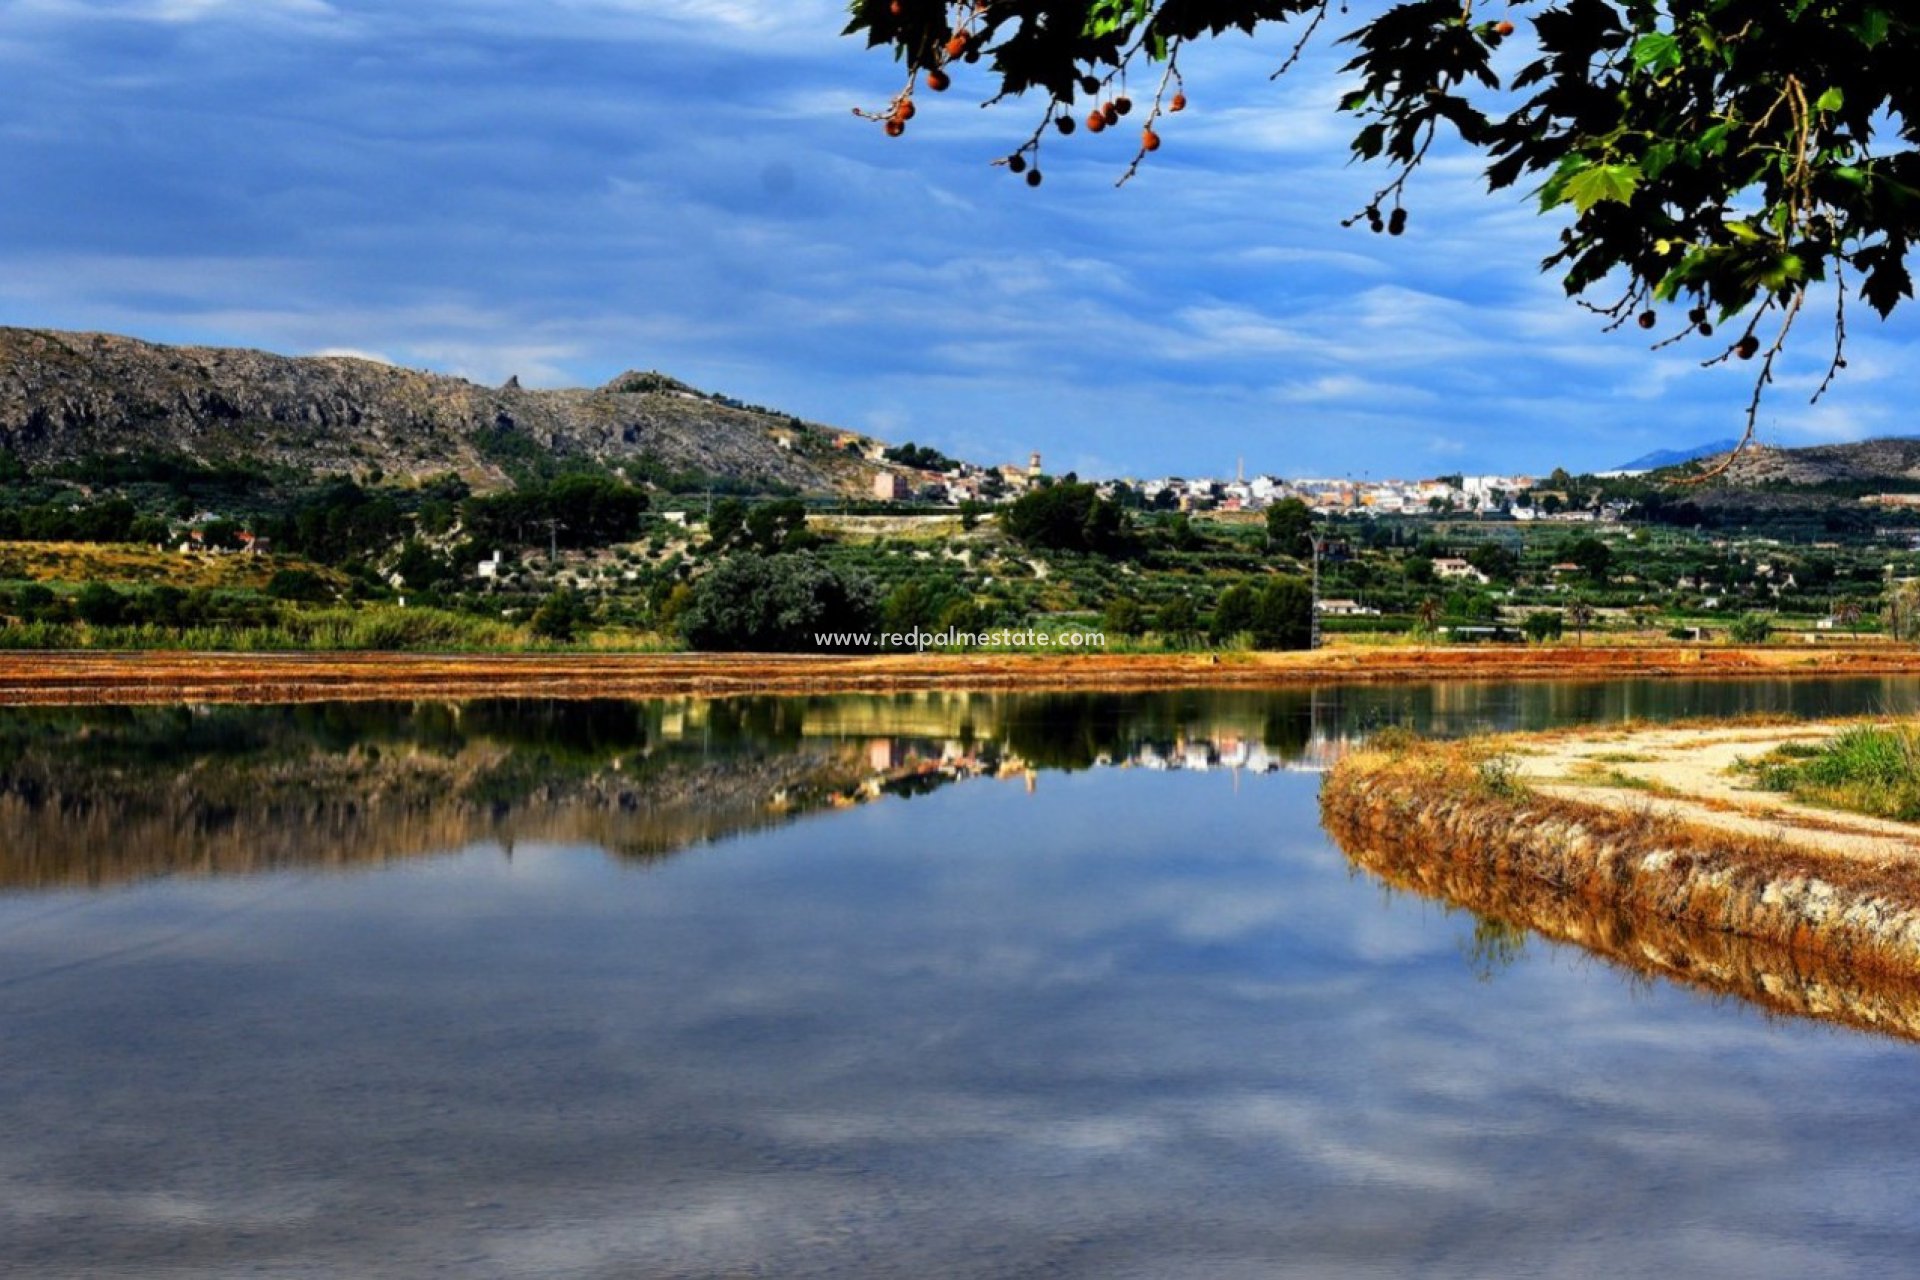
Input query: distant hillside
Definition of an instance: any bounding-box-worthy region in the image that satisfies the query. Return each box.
[1685,437,1920,488]
[1616,439,1741,471]
[0,328,871,494]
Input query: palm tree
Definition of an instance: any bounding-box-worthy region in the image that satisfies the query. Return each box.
[1415,596,1443,634]
[1833,599,1863,640]
[1565,598,1596,646]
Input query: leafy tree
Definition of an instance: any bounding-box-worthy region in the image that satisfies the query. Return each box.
[1002,481,1131,555]
[1444,589,1498,622]
[679,553,882,652]
[847,3,1920,445]
[1729,611,1775,645]
[1210,582,1257,643]
[1265,498,1314,559]
[1466,542,1519,583]
[1164,511,1200,552]
[742,498,815,554]
[1562,536,1613,585]
[463,475,649,553]
[705,498,748,550]
[391,540,454,592]
[1249,577,1313,650]
[884,441,960,471]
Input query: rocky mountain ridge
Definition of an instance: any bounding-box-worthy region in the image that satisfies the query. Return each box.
[1687,437,1920,488]
[0,327,868,493]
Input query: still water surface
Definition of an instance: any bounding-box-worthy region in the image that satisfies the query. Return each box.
[5,679,1920,1277]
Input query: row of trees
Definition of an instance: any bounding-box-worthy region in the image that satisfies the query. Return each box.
[1103,578,1313,650]
[461,474,650,552]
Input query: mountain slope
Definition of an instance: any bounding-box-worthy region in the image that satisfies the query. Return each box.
[0,328,865,493]
[1616,439,1741,471]
[1689,438,1920,488]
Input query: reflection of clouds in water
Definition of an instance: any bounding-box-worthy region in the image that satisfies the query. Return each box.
[4,757,1920,1276]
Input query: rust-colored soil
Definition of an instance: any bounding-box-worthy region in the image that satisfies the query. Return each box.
[3,644,1920,706]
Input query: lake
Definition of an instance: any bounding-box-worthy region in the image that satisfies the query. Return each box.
[5,679,1920,1277]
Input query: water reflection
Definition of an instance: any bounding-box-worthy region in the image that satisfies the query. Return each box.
[1329,806,1920,1043]
[11,678,1920,894]
[8,682,1920,1276]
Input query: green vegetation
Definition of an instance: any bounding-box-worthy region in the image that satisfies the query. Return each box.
[9,429,1920,654]
[849,3,1920,438]
[677,553,881,652]
[1001,482,1131,556]
[1744,726,1920,822]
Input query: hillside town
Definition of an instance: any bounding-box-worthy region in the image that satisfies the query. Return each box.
[862,439,1623,523]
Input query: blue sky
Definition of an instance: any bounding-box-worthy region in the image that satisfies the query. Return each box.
[1,0,1913,478]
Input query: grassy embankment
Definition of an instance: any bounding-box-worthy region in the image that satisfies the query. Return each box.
[1322,733,1920,978]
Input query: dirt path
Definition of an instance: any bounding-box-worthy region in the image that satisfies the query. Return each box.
[1515,721,1920,864]
[4,643,1920,706]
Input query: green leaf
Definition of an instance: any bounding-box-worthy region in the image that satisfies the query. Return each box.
[1815,86,1845,113]
[1855,9,1891,48]
[1558,163,1642,213]
[1630,32,1682,75]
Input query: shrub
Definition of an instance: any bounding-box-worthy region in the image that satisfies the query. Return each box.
[531,590,590,642]
[1729,612,1775,645]
[1153,596,1198,646]
[679,553,881,651]
[1102,594,1146,638]
[1524,611,1564,643]
[74,582,126,627]
[266,568,333,603]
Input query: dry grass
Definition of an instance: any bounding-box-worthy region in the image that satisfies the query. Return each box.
[0,541,343,590]
[8,643,1920,707]
[1322,737,1920,979]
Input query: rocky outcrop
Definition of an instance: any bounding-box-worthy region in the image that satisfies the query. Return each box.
[0,327,862,493]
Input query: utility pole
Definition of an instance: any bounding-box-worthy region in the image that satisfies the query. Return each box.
[1310,530,1324,651]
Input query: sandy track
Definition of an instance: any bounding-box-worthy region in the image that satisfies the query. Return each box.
[4,644,1920,706]
[1519,721,1920,863]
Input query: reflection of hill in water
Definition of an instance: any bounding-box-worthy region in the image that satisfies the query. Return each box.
[1325,810,1920,1045]
[0,691,1345,893]
[0,701,863,890]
